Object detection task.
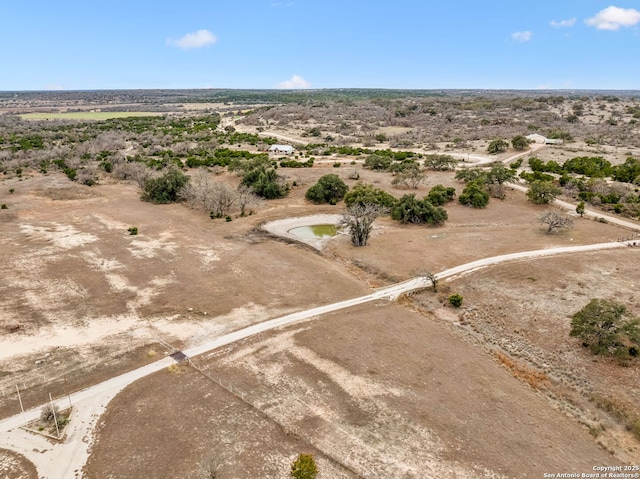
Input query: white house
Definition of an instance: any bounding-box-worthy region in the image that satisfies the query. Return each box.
[526,133,564,145]
[269,144,295,155]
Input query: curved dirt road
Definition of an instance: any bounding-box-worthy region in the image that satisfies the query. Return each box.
[0,239,638,478]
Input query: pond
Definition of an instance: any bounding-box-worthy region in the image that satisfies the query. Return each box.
[288,224,338,239]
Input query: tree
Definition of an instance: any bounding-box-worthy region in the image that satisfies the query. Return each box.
[486,163,516,198]
[391,165,426,189]
[423,154,456,171]
[511,135,530,151]
[426,184,456,206]
[459,181,489,208]
[236,184,261,216]
[391,194,447,225]
[576,201,586,217]
[363,153,392,171]
[570,299,640,360]
[241,166,288,199]
[344,182,396,208]
[417,270,438,292]
[539,210,574,234]
[142,168,189,204]
[487,139,509,154]
[339,203,388,246]
[526,180,562,205]
[290,453,318,479]
[305,174,348,204]
[455,168,487,184]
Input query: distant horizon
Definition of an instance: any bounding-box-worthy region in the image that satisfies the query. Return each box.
[1,1,639,91]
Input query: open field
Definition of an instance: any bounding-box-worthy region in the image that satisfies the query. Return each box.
[1,89,640,478]
[19,111,164,121]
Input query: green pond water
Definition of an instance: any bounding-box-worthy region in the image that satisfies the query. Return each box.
[288,224,338,239]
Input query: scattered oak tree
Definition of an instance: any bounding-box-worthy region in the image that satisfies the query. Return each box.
[426,184,456,206]
[344,182,397,208]
[339,203,388,246]
[459,181,490,208]
[539,210,574,234]
[576,201,586,217]
[423,154,457,171]
[305,174,348,204]
[526,180,562,205]
[391,164,426,189]
[487,139,509,154]
[511,135,530,151]
[570,299,640,361]
[391,194,448,225]
[486,163,516,198]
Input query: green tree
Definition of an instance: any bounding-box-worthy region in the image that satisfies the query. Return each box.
[570,299,640,360]
[391,164,426,189]
[486,163,516,198]
[241,166,288,199]
[363,154,392,171]
[455,168,487,184]
[344,182,397,208]
[487,139,509,154]
[511,135,530,151]
[526,180,561,205]
[576,201,586,217]
[423,154,457,171]
[459,181,490,208]
[426,184,456,206]
[391,194,447,225]
[305,174,348,204]
[290,453,318,479]
[142,168,190,204]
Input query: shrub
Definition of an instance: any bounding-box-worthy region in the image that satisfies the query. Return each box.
[141,168,189,204]
[344,182,396,208]
[127,227,138,235]
[1,204,6,209]
[9,188,14,193]
[526,180,561,205]
[449,294,463,307]
[391,194,448,225]
[426,185,456,206]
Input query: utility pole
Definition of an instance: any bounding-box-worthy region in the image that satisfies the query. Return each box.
[49,393,60,439]
[15,385,24,415]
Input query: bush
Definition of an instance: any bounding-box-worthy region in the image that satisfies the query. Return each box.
[1,204,6,209]
[305,174,348,205]
[141,168,189,204]
[391,194,448,225]
[241,166,288,199]
[426,185,456,206]
[127,227,138,235]
[449,294,463,308]
[487,139,508,154]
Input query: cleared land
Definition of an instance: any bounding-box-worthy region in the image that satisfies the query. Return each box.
[19,111,163,120]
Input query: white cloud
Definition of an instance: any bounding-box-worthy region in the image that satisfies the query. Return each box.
[44,84,64,91]
[550,17,576,28]
[512,31,533,42]
[277,75,311,89]
[585,6,640,30]
[167,29,218,49]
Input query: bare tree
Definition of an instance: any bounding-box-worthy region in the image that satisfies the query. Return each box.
[539,210,574,234]
[113,162,152,189]
[339,204,387,247]
[236,184,261,216]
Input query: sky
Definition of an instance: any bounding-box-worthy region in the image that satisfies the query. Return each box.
[0,1,639,91]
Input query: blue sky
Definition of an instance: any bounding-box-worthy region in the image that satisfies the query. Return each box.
[1,1,639,91]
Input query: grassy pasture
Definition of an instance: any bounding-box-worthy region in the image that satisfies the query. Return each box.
[20,111,163,121]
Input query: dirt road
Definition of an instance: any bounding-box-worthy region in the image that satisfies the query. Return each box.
[0,238,637,478]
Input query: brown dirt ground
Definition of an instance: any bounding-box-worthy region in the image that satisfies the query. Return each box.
[85,301,625,479]
[0,448,37,479]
